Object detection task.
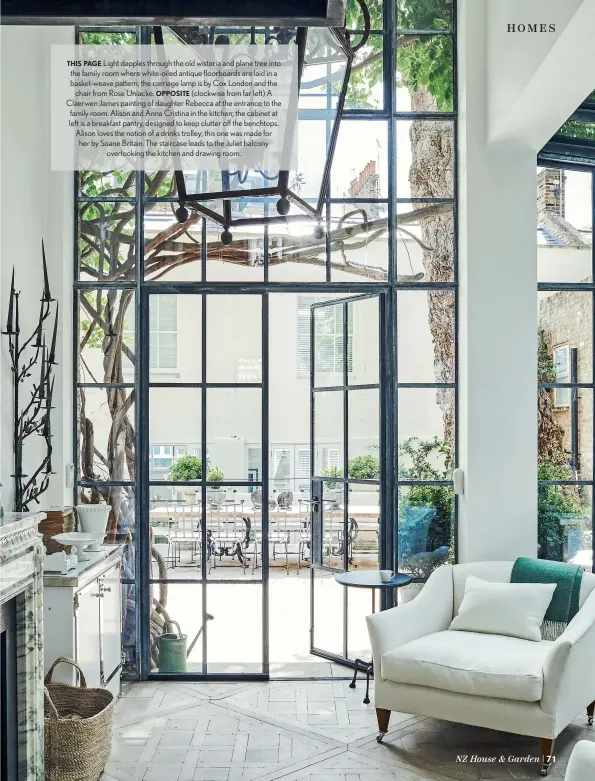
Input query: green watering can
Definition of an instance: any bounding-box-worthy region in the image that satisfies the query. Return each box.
[158,614,214,673]
[159,621,187,673]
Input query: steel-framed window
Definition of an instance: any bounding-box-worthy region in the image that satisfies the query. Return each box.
[536,164,595,572]
[74,2,458,680]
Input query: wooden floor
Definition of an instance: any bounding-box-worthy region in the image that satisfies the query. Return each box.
[103,681,595,781]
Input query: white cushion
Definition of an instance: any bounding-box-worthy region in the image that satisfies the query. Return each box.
[449,575,555,641]
[451,562,595,614]
[381,630,554,702]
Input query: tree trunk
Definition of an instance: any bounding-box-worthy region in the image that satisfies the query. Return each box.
[408,86,455,443]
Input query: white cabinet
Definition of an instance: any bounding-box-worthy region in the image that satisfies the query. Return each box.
[44,548,123,696]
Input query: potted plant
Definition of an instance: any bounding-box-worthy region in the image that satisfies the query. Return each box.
[206,465,226,507]
[321,466,344,507]
[168,455,202,504]
[348,454,380,491]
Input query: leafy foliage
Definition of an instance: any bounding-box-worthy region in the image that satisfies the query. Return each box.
[398,436,452,480]
[169,455,203,482]
[168,455,224,482]
[557,120,595,142]
[537,331,586,560]
[321,465,344,487]
[348,454,380,479]
[538,459,583,560]
[398,437,453,555]
[397,0,453,30]
[397,35,453,111]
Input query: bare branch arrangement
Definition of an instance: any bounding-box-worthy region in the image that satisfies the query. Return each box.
[2,241,58,512]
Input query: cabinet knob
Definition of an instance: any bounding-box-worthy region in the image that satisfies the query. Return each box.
[102,586,112,593]
[91,593,101,597]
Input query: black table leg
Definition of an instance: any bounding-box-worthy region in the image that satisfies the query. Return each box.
[350,658,374,704]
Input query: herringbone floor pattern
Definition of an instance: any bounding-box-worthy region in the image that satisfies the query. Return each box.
[102,681,594,781]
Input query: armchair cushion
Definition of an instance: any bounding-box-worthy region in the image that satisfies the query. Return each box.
[449,575,556,641]
[381,630,554,702]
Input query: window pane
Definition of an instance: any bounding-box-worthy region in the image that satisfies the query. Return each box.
[314,391,344,476]
[348,389,380,469]
[206,219,265,282]
[78,170,135,198]
[397,1,453,30]
[77,386,135,482]
[396,202,454,282]
[398,389,455,479]
[312,569,344,655]
[538,485,592,566]
[349,296,379,384]
[149,388,201,482]
[347,587,373,661]
[346,0,383,31]
[396,120,454,199]
[347,483,380,572]
[346,35,384,111]
[330,203,389,282]
[398,485,454,578]
[78,201,135,282]
[78,289,135,383]
[144,203,202,281]
[398,290,455,383]
[207,388,262,481]
[396,35,453,113]
[268,221,327,282]
[207,584,263,672]
[313,303,347,384]
[538,291,592,383]
[150,294,201,382]
[206,295,262,383]
[538,388,593,480]
[537,168,592,282]
[331,120,388,198]
[150,583,203,673]
[208,492,262,581]
[292,120,328,200]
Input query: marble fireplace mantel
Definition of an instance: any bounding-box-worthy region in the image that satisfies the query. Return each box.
[0,511,45,781]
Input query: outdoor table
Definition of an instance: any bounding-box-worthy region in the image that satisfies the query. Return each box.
[335,569,411,704]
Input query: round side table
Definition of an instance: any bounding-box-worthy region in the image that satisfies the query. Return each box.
[335,570,412,704]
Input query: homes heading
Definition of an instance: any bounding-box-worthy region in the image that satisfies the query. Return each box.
[507,24,556,33]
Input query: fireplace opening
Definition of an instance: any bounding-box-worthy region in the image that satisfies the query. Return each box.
[1,597,18,781]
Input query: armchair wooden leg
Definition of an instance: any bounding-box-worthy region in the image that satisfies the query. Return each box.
[376,708,390,743]
[588,700,594,726]
[539,738,555,777]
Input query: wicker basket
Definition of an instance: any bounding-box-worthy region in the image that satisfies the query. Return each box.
[44,657,115,781]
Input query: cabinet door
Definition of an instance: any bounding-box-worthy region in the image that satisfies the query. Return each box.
[99,562,122,689]
[75,579,102,687]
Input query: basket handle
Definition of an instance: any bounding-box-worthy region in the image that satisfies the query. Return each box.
[44,656,87,688]
[162,620,182,637]
[44,686,60,720]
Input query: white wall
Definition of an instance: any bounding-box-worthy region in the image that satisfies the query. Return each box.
[458,1,537,560]
[1,26,74,512]
[457,0,594,561]
[488,0,595,147]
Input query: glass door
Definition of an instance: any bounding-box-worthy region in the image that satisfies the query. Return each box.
[146,290,267,678]
[309,294,383,665]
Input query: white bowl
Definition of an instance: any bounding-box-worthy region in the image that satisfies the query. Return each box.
[52,532,100,547]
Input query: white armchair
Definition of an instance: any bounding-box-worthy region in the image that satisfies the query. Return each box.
[367,562,595,777]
